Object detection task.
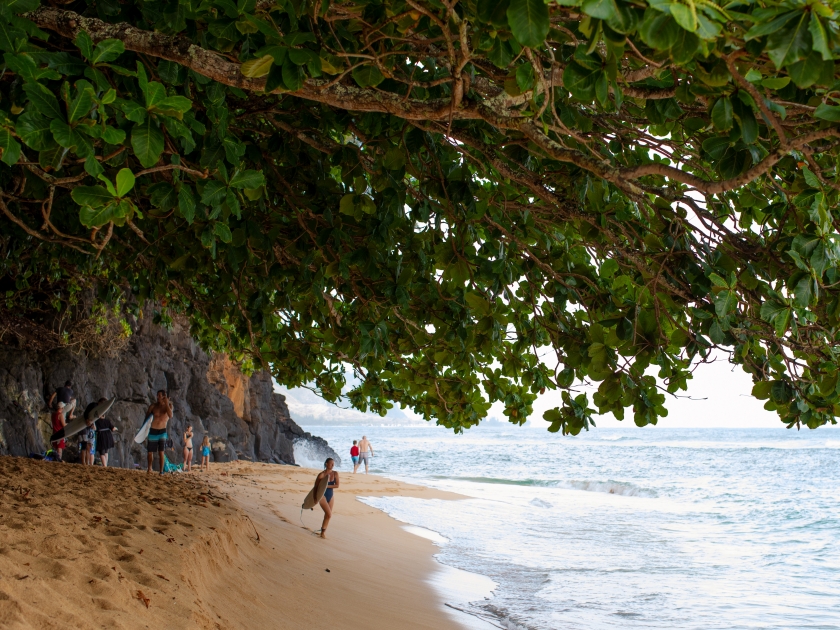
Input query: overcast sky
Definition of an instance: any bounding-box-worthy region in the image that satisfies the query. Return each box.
[281,355,835,431]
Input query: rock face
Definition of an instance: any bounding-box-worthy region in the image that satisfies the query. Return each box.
[0,313,338,468]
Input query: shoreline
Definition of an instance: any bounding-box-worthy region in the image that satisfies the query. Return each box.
[0,457,492,629]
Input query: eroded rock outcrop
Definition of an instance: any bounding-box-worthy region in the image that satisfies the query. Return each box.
[0,312,337,468]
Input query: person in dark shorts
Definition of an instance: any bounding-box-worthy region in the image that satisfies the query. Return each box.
[48,381,76,420]
[88,398,117,467]
[146,390,173,474]
[78,425,95,465]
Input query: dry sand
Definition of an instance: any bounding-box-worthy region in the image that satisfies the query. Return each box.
[0,457,469,629]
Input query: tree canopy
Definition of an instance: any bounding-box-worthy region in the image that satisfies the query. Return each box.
[2,0,840,432]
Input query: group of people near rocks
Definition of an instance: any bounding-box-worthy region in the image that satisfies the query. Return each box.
[48,383,211,473]
[48,381,117,466]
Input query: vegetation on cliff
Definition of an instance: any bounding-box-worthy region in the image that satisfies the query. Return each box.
[1,0,840,432]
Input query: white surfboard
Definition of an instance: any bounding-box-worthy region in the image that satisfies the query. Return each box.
[302,475,329,510]
[134,414,154,444]
[85,397,115,421]
[50,417,88,443]
[49,398,116,442]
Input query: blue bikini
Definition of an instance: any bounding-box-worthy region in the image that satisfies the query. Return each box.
[324,476,336,502]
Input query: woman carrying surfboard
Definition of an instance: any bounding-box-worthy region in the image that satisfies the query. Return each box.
[309,458,339,539]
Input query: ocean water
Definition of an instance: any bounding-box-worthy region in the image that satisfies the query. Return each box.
[298,426,840,630]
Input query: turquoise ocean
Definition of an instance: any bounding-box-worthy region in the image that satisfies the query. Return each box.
[297,426,840,629]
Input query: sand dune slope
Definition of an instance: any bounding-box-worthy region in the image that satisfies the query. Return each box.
[0,458,464,630]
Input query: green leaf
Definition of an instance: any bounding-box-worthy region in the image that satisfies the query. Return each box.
[23,82,64,120]
[229,169,265,189]
[214,222,233,243]
[67,84,93,123]
[282,57,305,91]
[352,64,384,88]
[465,292,491,317]
[0,127,21,166]
[241,54,274,78]
[75,31,94,60]
[809,13,832,61]
[131,120,164,168]
[760,77,790,89]
[143,82,167,109]
[815,104,840,122]
[49,119,92,157]
[766,12,811,69]
[507,0,549,48]
[115,168,135,197]
[478,0,511,28]
[580,0,617,21]
[15,112,53,150]
[71,185,114,208]
[714,289,737,317]
[339,193,355,215]
[752,381,772,400]
[120,100,147,123]
[711,96,733,131]
[178,186,196,223]
[670,3,698,32]
[84,155,104,178]
[90,39,125,64]
[78,202,124,228]
[563,61,600,102]
[201,180,228,205]
[101,126,126,145]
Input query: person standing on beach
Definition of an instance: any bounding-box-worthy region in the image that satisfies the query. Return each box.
[48,381,76,420]
[350,440,360,473]
[312,458,339,539]
[183,425,194,472]
[89,398,117,467]
[200,435,211,471]
[146,390,173,474]
[50,402,66,461]
[358,435,374,473]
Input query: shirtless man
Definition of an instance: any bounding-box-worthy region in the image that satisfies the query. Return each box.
[146,390,173,474]
[358,435,374,473]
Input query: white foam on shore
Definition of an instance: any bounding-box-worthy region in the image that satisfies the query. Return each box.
[403,524,448,545]
[429,562,498,630]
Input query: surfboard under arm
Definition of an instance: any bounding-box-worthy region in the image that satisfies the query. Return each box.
[302,475,329,510]
[134,414,154,444]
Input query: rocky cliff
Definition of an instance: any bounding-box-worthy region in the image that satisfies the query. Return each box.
[0,311,338,468]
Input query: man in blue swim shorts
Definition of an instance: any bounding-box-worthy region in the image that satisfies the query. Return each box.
[146,390,173,474]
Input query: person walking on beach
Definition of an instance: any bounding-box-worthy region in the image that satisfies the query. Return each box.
[50,402,67,461]
[312,458,339,539]
[90,398,117,467]
[350,440,360,473]
[200,435,211,472]
[358,435,374,473]
[183,425,194,472]
[146,390,173,474]
[48,380,76,420]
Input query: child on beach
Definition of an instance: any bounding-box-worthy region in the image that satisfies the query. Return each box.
[350,440,360,473]
[200,436,211,472]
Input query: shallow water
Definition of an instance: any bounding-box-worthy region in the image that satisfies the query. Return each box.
[302,426,840,629]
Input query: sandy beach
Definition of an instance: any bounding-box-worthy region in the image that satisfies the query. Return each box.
[0,457,470,629]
